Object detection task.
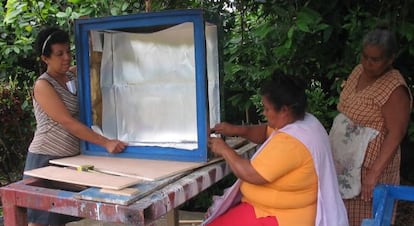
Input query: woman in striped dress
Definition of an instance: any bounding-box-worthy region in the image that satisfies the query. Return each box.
[24,27,127,226]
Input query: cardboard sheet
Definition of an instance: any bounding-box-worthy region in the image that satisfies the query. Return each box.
[50,155,205,181]
[24,166,141,190]
[49,137,247,182]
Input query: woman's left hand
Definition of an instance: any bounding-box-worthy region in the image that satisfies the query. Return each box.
[361,168,380,202]
[208,137,230,156]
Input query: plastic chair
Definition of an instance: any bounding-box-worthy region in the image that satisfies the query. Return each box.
[361,184,414,226]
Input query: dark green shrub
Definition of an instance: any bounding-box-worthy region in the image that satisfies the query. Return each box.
[0,75,35,184]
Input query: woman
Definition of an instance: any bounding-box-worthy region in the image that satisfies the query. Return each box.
[329,26,412,226]
[204,72,348,226]
[25,27,127,226]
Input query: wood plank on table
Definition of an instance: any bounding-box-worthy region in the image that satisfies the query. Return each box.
[23,137,251,205]
[50,155,205,181]
[49,137,247,181]
[24,166,141,190]
[74,139,256,205]
[99,187,140,196]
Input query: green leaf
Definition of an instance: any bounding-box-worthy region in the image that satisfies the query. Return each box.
[296,21,310,32]
[65,7,73,15]
[24,25,32,32]
[399,23,414,41]
[297,7,321,24]
[4,1,27,24]
[121,2,129,11]
[283,38,292,49]
[295,7,324,33]
[56,12,67,18]
[287,26,295,39]
[71,12,81,20]
[110,7,118,16]
[13,46,19,54]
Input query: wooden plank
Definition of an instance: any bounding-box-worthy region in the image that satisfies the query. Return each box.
[50,137,247,181]
[76,140,253,205]
[50,155,205,181]
[24,166,141,190]
[99,187,140,196]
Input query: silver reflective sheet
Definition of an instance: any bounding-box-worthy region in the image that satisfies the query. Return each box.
[99,22,220,150]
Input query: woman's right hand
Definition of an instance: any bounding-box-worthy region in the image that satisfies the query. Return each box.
[104,139,127,153]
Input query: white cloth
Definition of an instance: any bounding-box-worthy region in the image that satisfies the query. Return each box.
[329,113,379,199]
[202,133,274,225]
[203,113,349,226]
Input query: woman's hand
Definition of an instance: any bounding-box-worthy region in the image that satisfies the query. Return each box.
[208,137,268,184]
[361,168,380,202]
[208,137,231,156]
[104,139,128,153]
[211,122,238,137]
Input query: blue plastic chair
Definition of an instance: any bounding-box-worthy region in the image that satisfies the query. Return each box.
[361,184,414,226]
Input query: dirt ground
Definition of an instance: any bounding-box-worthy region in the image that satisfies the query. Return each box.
[394,177,414,226]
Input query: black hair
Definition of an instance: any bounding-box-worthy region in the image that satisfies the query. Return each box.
[35,27,70,57]
[260,70,307,119]
[362,23,398,59]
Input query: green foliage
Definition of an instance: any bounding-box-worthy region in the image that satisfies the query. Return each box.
[1,0,414,180]
[222,0,414,136]
[221,2,339,124]
[306,80,338,129]
[0,75,35,184]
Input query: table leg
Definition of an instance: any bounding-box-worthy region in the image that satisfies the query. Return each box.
[165,209,179,226]
[1,189,28,226]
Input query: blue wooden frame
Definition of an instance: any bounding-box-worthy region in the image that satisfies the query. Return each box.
[74,9,219,162]
[361,184,414,226]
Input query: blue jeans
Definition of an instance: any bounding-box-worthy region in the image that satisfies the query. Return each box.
[24,152,81,225]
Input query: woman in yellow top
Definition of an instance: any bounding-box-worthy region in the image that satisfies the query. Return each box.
[204,72,348,226]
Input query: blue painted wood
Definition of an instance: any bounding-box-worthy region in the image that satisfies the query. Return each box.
[74,9,221,162]
[362,184,414,226]
[361,219,374,226]
[75,174,183,205]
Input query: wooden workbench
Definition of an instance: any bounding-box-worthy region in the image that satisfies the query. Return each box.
[0,139,256,226]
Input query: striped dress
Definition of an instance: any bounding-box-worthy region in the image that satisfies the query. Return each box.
[337,64,411,226]
[29,72,80,156]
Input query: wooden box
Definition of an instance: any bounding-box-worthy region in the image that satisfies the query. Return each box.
[74,9,222,162]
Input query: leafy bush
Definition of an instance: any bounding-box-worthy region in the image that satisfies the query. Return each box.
[0,74,35,184]
[306,80,338,129]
